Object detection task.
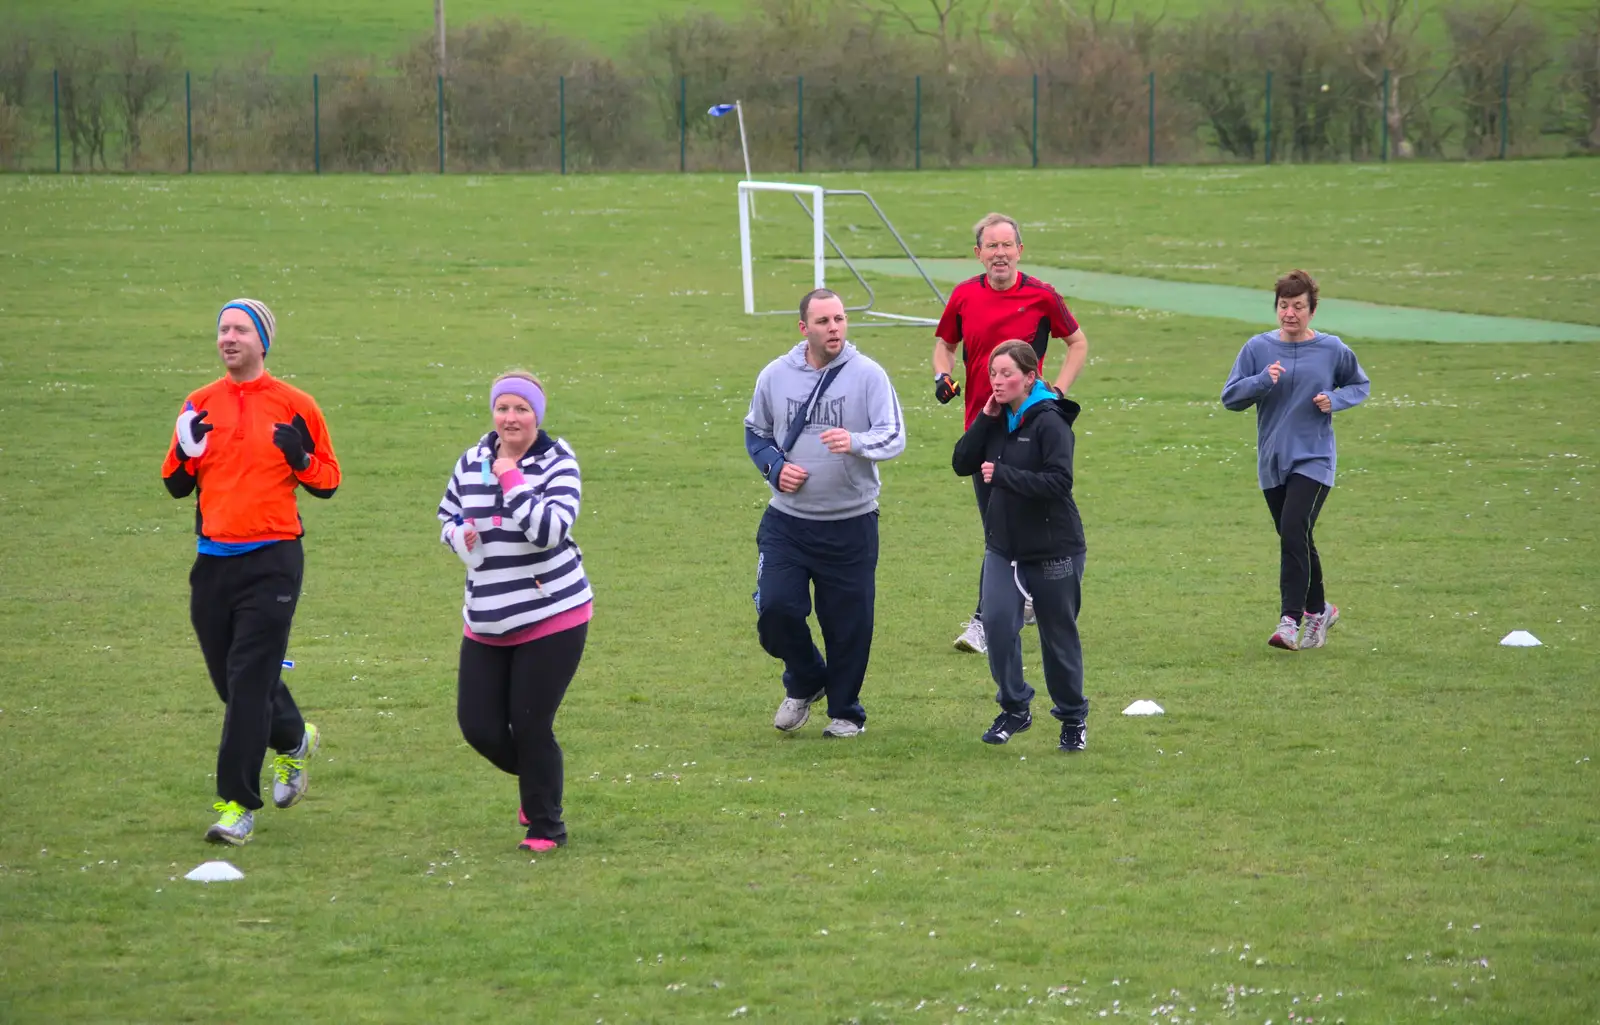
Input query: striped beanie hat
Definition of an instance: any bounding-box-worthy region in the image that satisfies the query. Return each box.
[219,298,277,355]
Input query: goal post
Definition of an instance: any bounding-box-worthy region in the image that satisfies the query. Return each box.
[736,179,945,326]
[739,181,826,316]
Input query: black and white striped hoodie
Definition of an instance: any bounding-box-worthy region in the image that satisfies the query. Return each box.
[437,430,592,637]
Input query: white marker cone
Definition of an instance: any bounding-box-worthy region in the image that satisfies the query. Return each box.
[185,860,245,882]
[1122,700,1165,716]
[1499,630,1541,647]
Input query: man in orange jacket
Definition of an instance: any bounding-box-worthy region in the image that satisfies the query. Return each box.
[162,298,341,845]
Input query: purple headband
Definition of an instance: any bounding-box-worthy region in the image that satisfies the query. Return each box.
[490,377,546,425]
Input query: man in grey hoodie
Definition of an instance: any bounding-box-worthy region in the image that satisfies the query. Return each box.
[744,289,907,738]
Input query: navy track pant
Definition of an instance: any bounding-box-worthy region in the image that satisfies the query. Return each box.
[754,507,879,726]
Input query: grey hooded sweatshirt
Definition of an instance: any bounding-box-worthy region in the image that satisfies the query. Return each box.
[744,341,906,520]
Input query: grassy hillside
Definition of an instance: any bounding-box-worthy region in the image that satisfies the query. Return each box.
[5,0,1592,72]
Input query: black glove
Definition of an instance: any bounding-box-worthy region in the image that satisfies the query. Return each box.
[272,414,314,471]
[175,405,213,458]
[935,373,961,405]
[188,409,214,443]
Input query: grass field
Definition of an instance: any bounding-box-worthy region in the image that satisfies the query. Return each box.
[6,0,1594,71]
[1,162,1598,1024]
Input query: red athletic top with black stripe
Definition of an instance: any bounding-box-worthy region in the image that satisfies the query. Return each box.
[160,372,341,543]
[935,273,1080,429]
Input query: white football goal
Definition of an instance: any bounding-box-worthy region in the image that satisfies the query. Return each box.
[736,180,946,327]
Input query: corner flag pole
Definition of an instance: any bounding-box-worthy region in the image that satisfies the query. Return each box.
[735,100,752,183]
[710,100,756,216]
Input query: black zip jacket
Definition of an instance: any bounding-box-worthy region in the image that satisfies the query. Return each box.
[951,396,1086,562]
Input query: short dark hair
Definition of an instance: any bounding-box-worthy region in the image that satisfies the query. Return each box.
[1275,269,1319,313]
[799,288,841,322]
[989,339,1039,377]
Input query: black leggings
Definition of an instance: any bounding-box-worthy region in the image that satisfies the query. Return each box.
[457,623,587,842]
[1263,473,1330,621]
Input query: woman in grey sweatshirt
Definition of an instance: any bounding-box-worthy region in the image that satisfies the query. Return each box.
[1221,270,1370,651]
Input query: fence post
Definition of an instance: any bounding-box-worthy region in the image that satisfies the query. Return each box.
[1264,70,1273,165]
[313,74,320,174]
[679,75,687,172]
[53,69,61,173]
[1380,69,1389,162]
[559,76,566,175]
[185,71,193,173]
[914,75,921,170]
[797,76,804,173]
[437,74,445,173]
[1499,60,1509,160]
[1147,71,1155,166]
[1031,74,1039,168]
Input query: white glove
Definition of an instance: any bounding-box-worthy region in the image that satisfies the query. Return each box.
[176,405,212,458]
[446,522,485,569]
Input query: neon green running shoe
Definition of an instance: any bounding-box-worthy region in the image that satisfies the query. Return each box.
[205,801,254,846]
[271,722,321,809]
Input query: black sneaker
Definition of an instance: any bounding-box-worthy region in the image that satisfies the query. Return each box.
[1058,719,1087,752]
[982,710,1032,745]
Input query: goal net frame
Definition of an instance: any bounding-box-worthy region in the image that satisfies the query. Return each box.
[737,180,946,327]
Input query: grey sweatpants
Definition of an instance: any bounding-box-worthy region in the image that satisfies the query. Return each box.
[980,549,1087,721]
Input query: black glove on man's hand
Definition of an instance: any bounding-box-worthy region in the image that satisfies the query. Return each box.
[934,373,961,405]
[272,414,314,471]
[176,406,214,458]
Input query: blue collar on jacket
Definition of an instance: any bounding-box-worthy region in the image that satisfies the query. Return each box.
[1006,380,1057,432]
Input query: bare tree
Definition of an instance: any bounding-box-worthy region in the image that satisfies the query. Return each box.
[109,28,179,169]
[1558,0,1600,150]
[1306,0,1431,155]
[0,27,36,110]
[53,37,111,170]
[852,0,991,68]
[1443,1,1547,156]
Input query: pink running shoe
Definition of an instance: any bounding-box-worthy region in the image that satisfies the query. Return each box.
[518,807,530,827]
[519,837,561,853]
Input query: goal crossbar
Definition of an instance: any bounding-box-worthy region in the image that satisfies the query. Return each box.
[737,181,945,327]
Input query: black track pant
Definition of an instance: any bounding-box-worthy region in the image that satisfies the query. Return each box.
[190,540,307,811]
[1263,473,1330,621]
[457,623,587,843]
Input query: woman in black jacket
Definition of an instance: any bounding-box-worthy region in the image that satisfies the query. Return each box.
[952,340,1089,751]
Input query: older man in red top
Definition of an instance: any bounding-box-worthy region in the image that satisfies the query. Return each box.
[933,212,1089,654]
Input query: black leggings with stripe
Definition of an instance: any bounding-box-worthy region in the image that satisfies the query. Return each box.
[1264,473,1330,622]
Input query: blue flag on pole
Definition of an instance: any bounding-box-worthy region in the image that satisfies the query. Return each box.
[708,103,737,117]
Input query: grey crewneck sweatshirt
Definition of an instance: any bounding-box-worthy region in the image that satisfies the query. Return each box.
[1221,331,1371,489]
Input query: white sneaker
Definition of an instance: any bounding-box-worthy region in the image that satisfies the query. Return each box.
[774,688,825,732]
[1022,597,1036,627]
[271,722,320,808]
[1301,603,1340,648]
[1268,615,1301,651]
[953,618,987,654]
[822,718,864,738]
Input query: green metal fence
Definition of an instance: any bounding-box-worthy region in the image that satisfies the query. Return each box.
[0,65,1586,174]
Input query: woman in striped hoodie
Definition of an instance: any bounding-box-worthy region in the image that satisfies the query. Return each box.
[438,370,592,852]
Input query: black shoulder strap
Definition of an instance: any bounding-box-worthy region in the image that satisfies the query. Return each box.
[781,364,844,454]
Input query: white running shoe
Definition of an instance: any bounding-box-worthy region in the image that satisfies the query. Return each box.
[1022,597,1036,627]
[822,718,864,738]
[271,722,321,808]
[774,688,825,732]
[1301,603,1340,649]
[1268,615,1302,651]
[953,618,987,654]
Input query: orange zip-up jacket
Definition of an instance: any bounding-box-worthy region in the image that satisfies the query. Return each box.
[161,371,341,543]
